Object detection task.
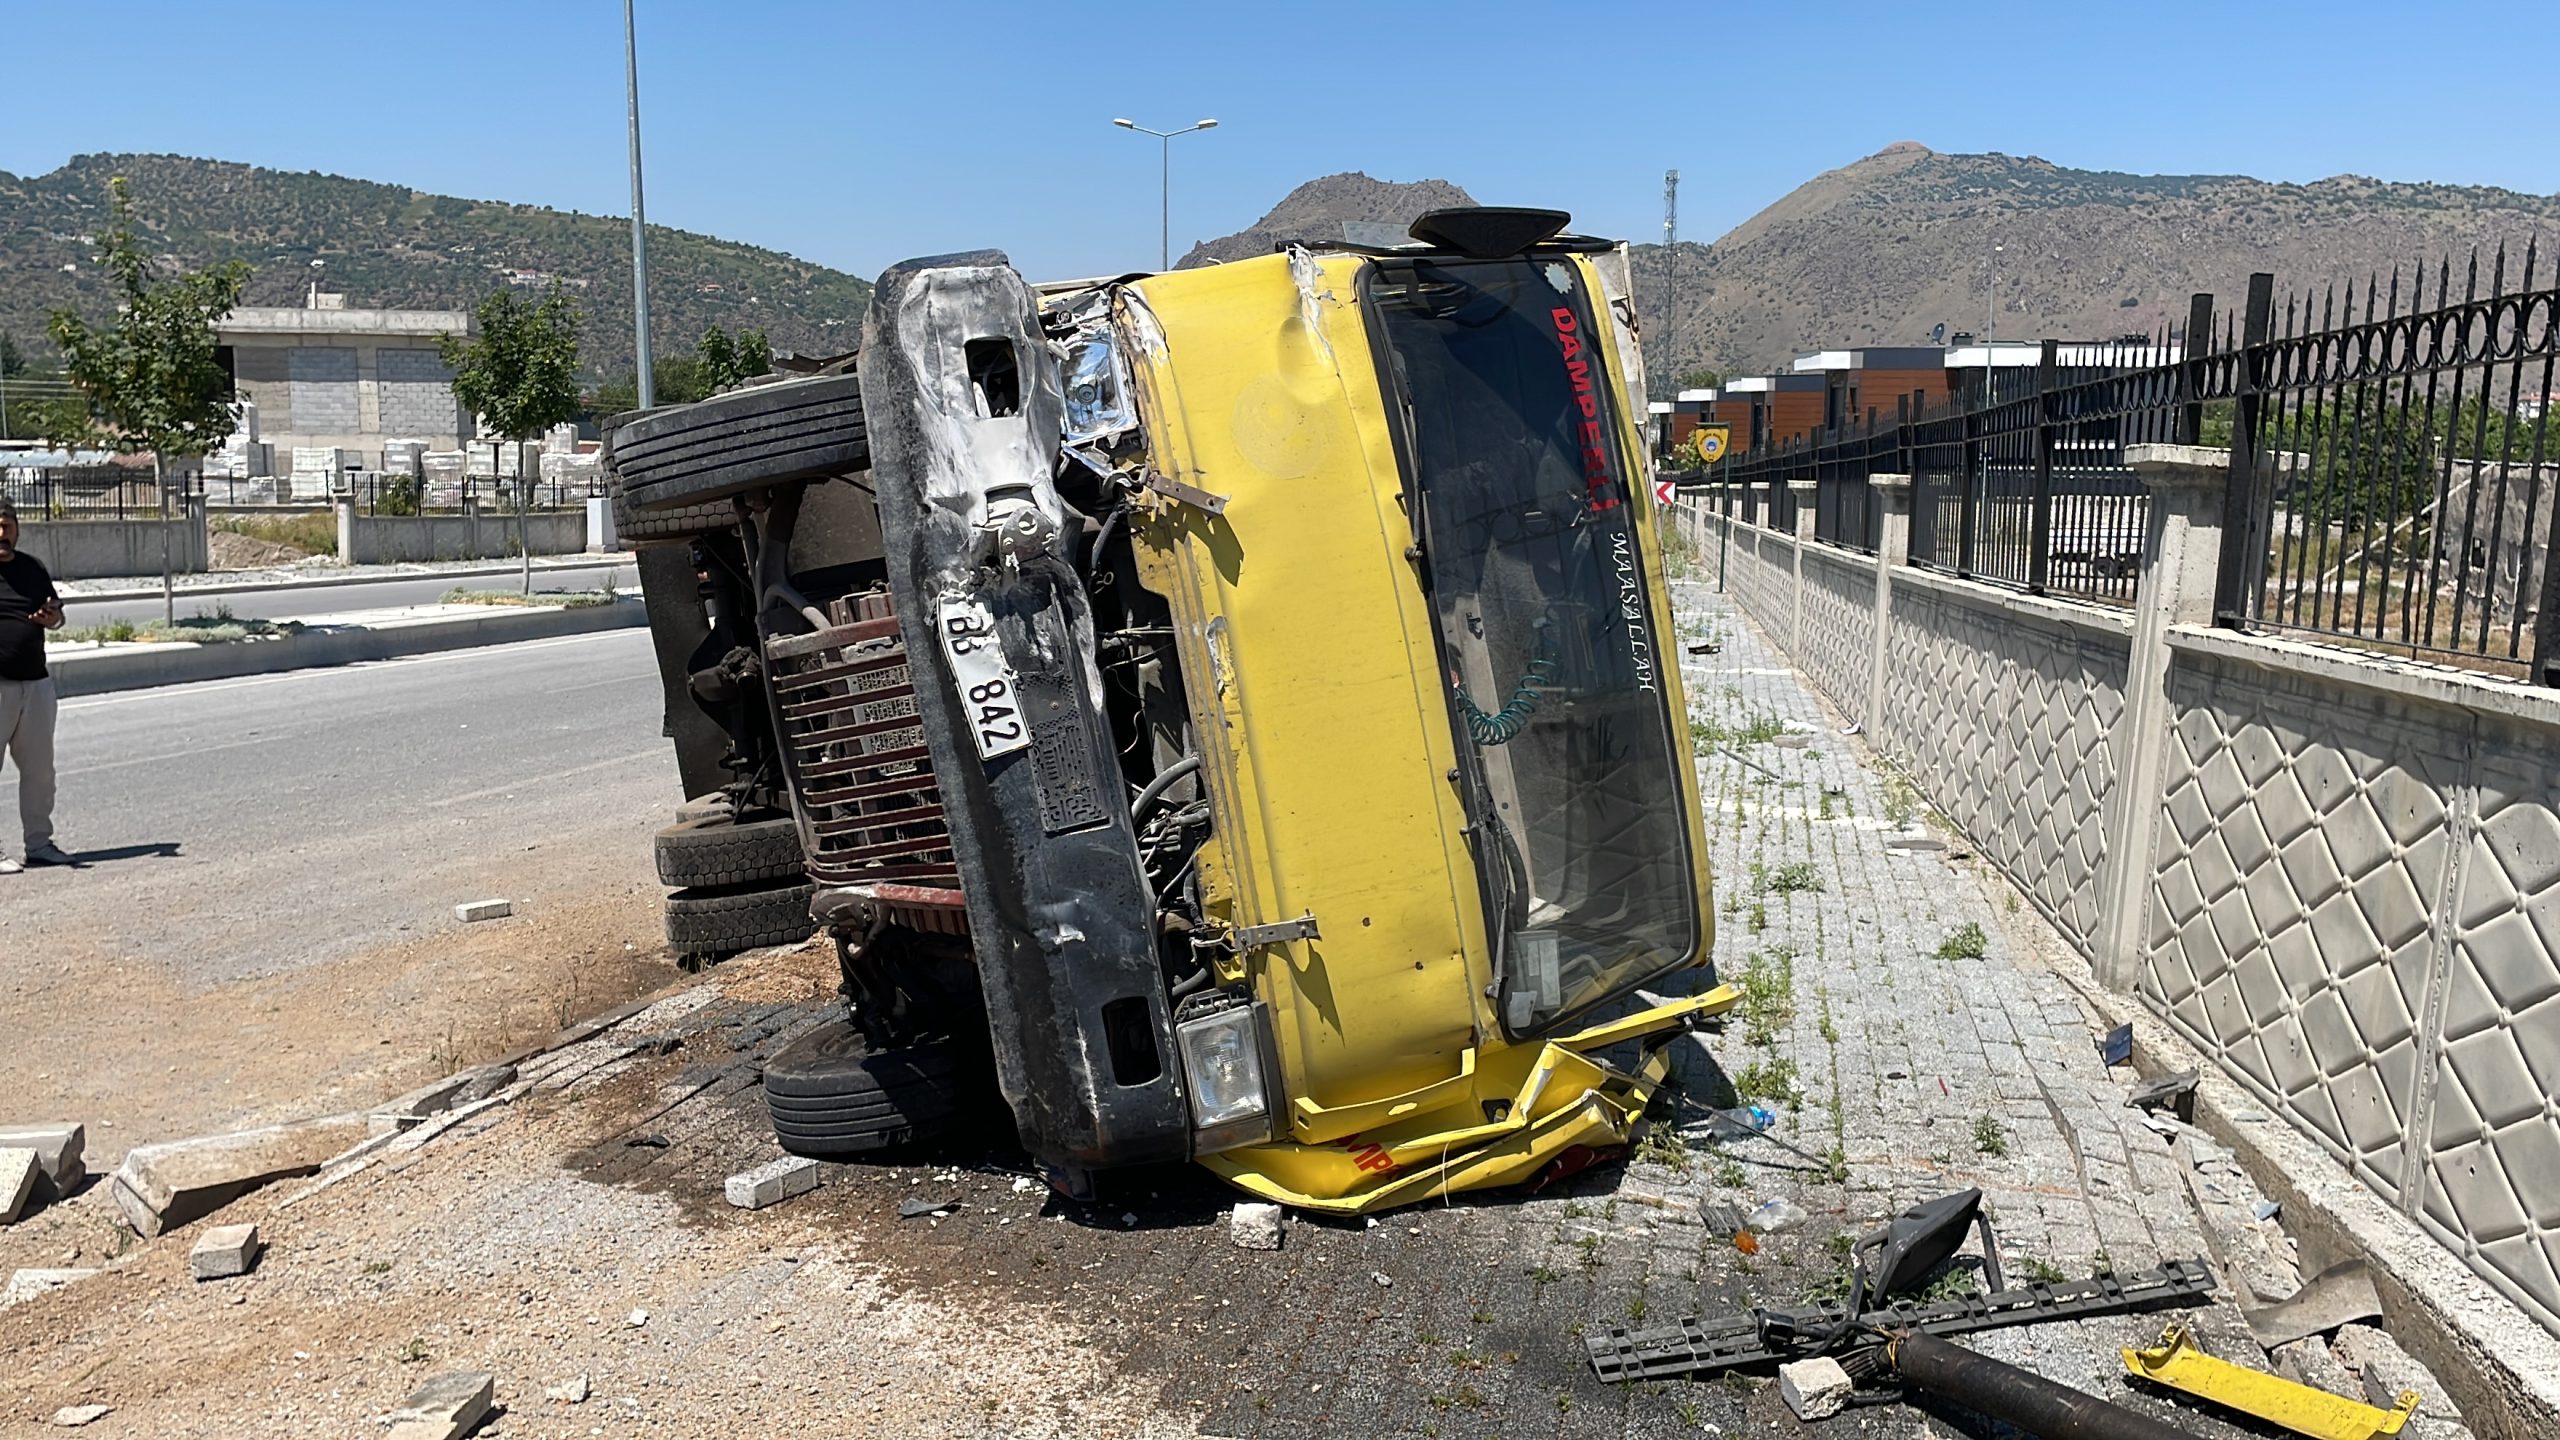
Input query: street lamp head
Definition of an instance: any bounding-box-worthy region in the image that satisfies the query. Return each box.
[1196,119,1219,129]
[1112,118,1136,129]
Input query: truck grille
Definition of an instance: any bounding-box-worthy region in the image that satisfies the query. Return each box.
[764,590,962,903]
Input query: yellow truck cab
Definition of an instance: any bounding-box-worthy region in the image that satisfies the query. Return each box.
[608,206,1728,1212]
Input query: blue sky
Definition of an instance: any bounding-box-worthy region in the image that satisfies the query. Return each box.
[7,0,2553,284]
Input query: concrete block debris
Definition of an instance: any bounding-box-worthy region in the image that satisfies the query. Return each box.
[48,1405,111,1427]
[543,1374,591,1404]
[0,1147,37,1224]
[2,1268,97,1310]
[453,898,513,923]
[0,1123,86,1200]
[189,1222,263,1281]
[725,1156,821,1211]
[112,1113,370,1236]
[1230,1201,1284,1251]
[1779,1355,1854,1421]
[382,1371,495,1440]
[368,1065,518,1137]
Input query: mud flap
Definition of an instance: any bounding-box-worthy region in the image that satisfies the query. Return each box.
[859,250,1191,1171]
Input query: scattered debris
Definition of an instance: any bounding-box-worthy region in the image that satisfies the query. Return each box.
[1700,1202,1746,1236]
[1687,641,1720,655]
[367,1065,518,1137]
[2243,1260,2383,1350]
[2124,1321,2419,1440]
[1882,831,1946,852]
[624,1133,670,1149]
[0,1146,37,1223]
[1589,1259,2219,1382]
[0,1123,86,1202]
[1011,1175,1037,1193]
[1370,1271,1392,1288]
[896,1196,963,1220]
[2,1268,97,1310]
[2333,1323,2472,1433]
[48,1405,111,1428]
[1777,1356,1852,1421]
[544,1374,591,1405]
[1230,1201,1284,1251]
[111,1112,370,1235]
[627,1308,649,1327]
[2254,1199,2283,1223]
[381,1370,495,1440]
[188,1222,262,1281]
[726,1156,821,1211]
[452,899,513,923]
[1745,1198,1808,1234]
[2123,1069,2200,1122]
[2097,1022,2134,1066]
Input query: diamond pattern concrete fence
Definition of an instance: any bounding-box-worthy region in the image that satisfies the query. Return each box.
[1798,546,1876,719]
[1684,494,2560,1339]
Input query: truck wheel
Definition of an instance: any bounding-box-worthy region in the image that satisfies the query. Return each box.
[654,813,804,889]
[615,493,734,545]
[608,374,868,515]
[764,1020,963,1155]
[664,880,816,966]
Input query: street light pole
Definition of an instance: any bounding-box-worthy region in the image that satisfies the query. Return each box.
[625,0,655,409]
[1112,118,1219,271]
[1985,243,2002,342]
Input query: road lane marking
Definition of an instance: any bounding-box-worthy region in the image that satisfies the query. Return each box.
[422,748,670,810]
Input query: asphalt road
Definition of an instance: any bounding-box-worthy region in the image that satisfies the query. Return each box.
[62,561,638,626]
[0,626,678,988]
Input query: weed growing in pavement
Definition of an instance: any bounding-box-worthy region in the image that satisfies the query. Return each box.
[394,1337,430,1365]
[1734,712,1786,745]
[1817,791,1835,821]
[1531,1264,1561,1286]
[1736,947,1798,1047]
[1678,1400,1703,1426]
[1766,861,1823,894]
[1562,1200,1588,1219]
[362,1259,391,1275]
[1472,1306,1497,1325]
[1689,715,1728,749]
[1972,1113,2009,1157]
[214,511,337,557]
[1881,775,1919,828]
[1417,1329,1442,1347]
[1935,923,1989,961]
[1816,987,1839,1046]
[1456,1386,1488,1410]
[2012,1255,2070,1285]
[1715,1159,1747,1189]
[1576,1234,1605,1270]
[1748,902,1768,934]
[1735,1057,1802,1109]
[1555,1392,1574,1413]
[1636,1125,1692,1176]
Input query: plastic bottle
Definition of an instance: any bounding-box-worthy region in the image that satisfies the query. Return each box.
[1746,1198,1809,1234]
[1709,1104,1777,1134]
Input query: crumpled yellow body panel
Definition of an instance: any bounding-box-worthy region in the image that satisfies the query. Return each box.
[1200,989,1737,1215]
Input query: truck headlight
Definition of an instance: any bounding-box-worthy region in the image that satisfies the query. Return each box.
[1176,1001,1276,1153]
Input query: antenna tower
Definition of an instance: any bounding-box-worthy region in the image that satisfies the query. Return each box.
[1663,169,1680,246]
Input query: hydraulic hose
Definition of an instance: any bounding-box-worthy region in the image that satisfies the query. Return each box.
[1130,754,1203,826]
[1885,1331,2199,1440]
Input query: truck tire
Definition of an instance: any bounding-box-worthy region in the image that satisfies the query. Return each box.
[764,1020,962,1154]
[664,880,816,964]
[608,374,868,515]
[615,493,734,546]
[654,813,804,889]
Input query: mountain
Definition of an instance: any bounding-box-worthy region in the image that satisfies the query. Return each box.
[1177,172,1476,267]
[0,154,870,378]
[1631,142,2560,381]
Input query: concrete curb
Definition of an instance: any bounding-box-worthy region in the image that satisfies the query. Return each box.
[49,599,647,697]
[61,554,638,606]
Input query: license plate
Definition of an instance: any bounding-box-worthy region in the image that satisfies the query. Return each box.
[936,599,1031,761]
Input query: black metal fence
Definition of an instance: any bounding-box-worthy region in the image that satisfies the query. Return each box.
[1687,252,2560,685]
[1,465,183,520]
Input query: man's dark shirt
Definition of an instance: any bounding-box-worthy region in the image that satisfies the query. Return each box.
[0,550,58,682]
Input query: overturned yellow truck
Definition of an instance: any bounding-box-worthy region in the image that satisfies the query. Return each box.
[607,206,1730,1213]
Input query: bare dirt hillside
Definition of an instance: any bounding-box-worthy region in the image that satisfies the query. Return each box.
[1176,172,1476,267]
[1630,142,2560,380]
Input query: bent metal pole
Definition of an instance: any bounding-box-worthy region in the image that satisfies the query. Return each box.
[1886,1331,2200,1440]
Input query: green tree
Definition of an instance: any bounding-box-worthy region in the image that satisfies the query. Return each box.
[45,176,251,622]
[443,287,583,594]
[1675,367,1723,392]
[590,323,773,414]
[0,331,24,379]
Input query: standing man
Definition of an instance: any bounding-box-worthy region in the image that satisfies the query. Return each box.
[0,496,69,873]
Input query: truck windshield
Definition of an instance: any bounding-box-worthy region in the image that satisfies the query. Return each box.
[1366,254,1699,1036]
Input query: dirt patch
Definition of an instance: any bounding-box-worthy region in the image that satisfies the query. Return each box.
[0,888,674,1286]
[208,529,318,570]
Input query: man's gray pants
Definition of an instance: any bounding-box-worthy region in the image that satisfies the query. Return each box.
[0,676,58,853]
